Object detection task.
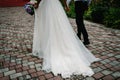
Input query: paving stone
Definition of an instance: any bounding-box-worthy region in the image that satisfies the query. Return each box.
[11,60,15,63]
[0,68,9,73]
[10,73,22,79]
[110,61,119,66]
[22,71,29,76]
[22,60,28,64]
[16,60,22,64]
[101,52,107,55]
[30,64,35,68]
[36,67,42,71]
[101,70,113,75]
[107,53,114,57]
[28,68,36,74]
[22,66,29,71]
[37,71,45,76]
[85,77,95,80]
[39,76,46,80]
[26,74,31,79]
[93,67,103,73]
[23,63,28,66]
[5,55,10,58]
[0,73,3,77]
[5,57,10,61]
[9,62,16,67]
[52,76,63,80]
[4,70,16,76]
[18,76,24,80]
[28,62,35,65]
[31,77,39,80]
[104,64,112,68]
[0,54,4,59]
[26,53,32,56]
[100,65,107,69]
[16,68,23,73]
[100,61,107,64]
[16,64,22,69]
[115,55,120,58]
[16,58,22,61]
[45,73,53,79]
[91,64,97,68]
[103,59,110,63]
[9,66,15,70]
[17,54,25,58]
[102,75,114,80]
[0,76,10,80]
[31,72,38,78]
[35,64,42,68]
[113,61,119,65]
[10,57,16,61]
[112,72,120,78]
[93,73,104,79]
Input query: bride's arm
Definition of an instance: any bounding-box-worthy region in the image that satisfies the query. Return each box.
[33,0,41,9]
[62,0,70,11]
[37,0,41,5]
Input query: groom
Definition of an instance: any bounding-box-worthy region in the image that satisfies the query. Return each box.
[67,0,91,45]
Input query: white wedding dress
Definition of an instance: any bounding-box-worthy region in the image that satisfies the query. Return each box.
[32,0,99,78]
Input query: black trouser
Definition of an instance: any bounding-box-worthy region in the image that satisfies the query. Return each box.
[75,1,89,42]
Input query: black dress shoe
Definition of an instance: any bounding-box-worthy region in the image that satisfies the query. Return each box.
[83,41,90,45]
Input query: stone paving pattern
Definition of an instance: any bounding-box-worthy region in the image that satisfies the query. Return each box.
[0,7,120,80]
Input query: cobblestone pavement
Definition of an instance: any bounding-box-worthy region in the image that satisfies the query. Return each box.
[0,7,120,80]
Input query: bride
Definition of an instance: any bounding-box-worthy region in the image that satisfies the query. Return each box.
[31,0,99,78]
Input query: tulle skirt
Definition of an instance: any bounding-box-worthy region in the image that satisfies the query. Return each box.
[32,0,99,78]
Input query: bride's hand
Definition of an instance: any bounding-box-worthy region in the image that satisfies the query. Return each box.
[33,3,39,9]
[65,6,70,12]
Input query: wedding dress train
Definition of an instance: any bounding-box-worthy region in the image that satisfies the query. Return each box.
[32,0,99,78]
